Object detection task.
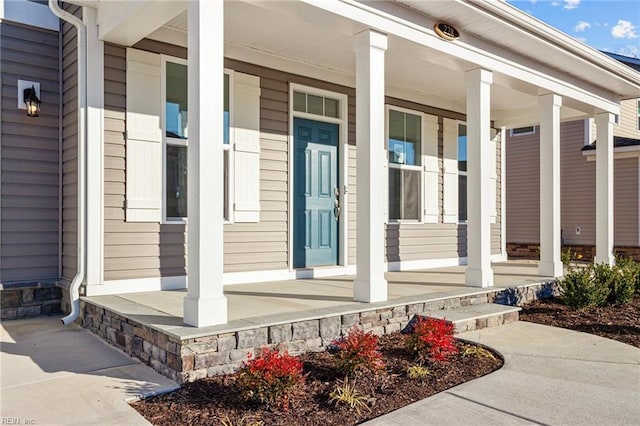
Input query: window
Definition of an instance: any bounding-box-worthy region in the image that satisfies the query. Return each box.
[510,126,535,137]
[163,58,232,221]
[165,61,188,220]
[293,91,340,118]
[458,124,467,222]
[388,109,422,221]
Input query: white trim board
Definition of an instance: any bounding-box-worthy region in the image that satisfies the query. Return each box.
[86,275,186,296]
[288,83,350,270]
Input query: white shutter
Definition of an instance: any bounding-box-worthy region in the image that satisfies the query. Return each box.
[423,114,439,223]
[233,72,261,222]
[490,128,498,224]
[125,48,162,222]
[443,118,458,223]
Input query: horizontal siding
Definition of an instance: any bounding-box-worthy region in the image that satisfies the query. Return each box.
[0,22,60,283]
[615,98,640,139]
[102,43,187,281]
[561,121,597,246]
[614,158,639,246]
[506,127,540,244]
[106,40,509,280]
[507,119,639,248]
[61,4,80,280]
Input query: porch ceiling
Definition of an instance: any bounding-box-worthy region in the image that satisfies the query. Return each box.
[71,0,640,125]
[146,1,587,126]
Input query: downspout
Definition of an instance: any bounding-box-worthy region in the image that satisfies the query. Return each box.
[57,15,63,281]
[49,0,87,325]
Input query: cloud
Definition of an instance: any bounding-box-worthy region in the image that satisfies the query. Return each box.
[602,45,640,58]
[611,20,638,39]
[563,0,581,9]
[616,45,640,58]
[551,1,561,6]
[575,21,591,32]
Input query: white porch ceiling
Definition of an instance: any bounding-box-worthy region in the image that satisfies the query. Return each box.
[69,0,639,125]
[147,1,561,124]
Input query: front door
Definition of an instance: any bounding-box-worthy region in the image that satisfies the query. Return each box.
[293,118,339,268]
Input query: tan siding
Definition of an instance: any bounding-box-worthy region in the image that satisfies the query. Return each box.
[1,22,61,282]
[506,127,540,244]
[615,99,640,139]
[60,4,81,281]
[507,119,639,248]
[105,40,508,280]
[614,158,639,246]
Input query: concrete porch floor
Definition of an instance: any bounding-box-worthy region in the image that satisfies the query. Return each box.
[84,260,552,340]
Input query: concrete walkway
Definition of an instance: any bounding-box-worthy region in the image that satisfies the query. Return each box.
[1,317,178,426]
[2,318,639,425]
[366,321,640,426]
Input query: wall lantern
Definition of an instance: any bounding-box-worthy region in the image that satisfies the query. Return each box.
[17,80,41,118]
[23,86,41,117]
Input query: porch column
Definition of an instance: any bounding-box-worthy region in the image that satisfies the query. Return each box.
[183,0,227,327]
[595,112,614,265]
[538,94,563,277]
[465,68,494,288]
[353,30,388,302]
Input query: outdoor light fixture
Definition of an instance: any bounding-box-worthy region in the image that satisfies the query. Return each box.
[23,85,41,117]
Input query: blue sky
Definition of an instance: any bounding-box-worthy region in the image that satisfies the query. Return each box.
[507,0,640,58]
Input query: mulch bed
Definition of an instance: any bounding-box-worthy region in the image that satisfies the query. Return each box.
[132,334,503,425]
[520,295,640,349]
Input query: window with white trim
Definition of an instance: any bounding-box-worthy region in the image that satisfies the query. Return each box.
[510,126,535,137]
[458,124,467,222]
[388,109,422,221]
[163,58,232,221]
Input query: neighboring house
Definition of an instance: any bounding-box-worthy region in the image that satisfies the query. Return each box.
[506,53,640,261]
[1,0,638,327]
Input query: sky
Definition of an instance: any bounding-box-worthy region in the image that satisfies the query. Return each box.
[507,0,640,58]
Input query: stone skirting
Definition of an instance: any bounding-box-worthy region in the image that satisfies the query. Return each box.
[77,281,557,384]
[0,282,62,320]
[507,243,640,262]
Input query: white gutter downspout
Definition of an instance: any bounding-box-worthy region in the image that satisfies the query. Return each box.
[49,0,87,325]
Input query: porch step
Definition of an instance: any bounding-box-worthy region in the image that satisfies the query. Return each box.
[424,303,521,334]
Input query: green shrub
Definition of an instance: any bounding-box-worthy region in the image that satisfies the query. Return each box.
[608,256,637,304]
[559,265,609,309]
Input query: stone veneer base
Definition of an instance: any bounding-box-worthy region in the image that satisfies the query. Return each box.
[77,280,557,384]
[0,282,62,320]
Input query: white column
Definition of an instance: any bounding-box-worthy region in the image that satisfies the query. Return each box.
[465,68,494,288]
[183,0,227,327]
[595,112,614,265]
[84,6,104,288]
[353,30,388,302]
[538,94,563,277]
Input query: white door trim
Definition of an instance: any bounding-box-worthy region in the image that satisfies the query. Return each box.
[288,83,349,271]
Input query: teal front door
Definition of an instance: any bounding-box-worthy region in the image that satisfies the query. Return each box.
[293,118,339,268]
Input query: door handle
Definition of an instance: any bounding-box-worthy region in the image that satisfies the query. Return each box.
[334,187,340,221]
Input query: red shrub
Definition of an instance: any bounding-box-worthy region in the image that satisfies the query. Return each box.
[236,347,305,411]
[407,317,458,362]
[331,327,385,376]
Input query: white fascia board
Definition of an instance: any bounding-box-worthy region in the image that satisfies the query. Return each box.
[302,0,620,114]
[2,0,59,31]
[494,108,591,129]
[468,0,640,92]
